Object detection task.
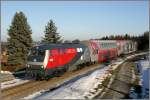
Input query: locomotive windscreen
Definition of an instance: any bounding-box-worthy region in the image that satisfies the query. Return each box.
[29,49,45,56]
[27,48,46,62]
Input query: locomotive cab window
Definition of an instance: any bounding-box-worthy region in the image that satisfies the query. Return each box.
[38,50,45,56]
[30,50,45,56]
[31,50,37,56]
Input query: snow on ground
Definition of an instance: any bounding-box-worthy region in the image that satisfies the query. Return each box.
[138,59,149,98]
[1,70,30,89]
[24,59,124,99]
[1,70,12,74]
[1,78,30,89]
[130,54,149,99]
[24,67,110,99]
[1,70,25,75]
[140,60,149,69]
[23,52,147,99]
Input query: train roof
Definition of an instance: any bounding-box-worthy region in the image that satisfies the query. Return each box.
[94,40,117,43]
[31,43,86,51]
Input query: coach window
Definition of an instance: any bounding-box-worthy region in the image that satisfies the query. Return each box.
[103,44,104,49]
[107,43,108,49]
[96,49,98,54]
[110,43,111,48]
[103,43,104,48]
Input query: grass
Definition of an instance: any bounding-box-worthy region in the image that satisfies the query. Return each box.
[94,62,124,98]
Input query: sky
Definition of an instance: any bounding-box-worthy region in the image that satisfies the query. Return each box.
[1,1,149,42]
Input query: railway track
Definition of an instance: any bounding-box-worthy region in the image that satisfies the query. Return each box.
[1,51,147,100]
[1,80,39,99]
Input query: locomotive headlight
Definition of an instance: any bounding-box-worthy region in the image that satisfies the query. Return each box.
[77,48,80,52]
[80,56,83,60]
[80,48,83,52]
[27,64,30,68]
[41,66,44,68]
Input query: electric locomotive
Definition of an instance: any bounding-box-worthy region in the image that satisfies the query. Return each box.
[26,43,90,80]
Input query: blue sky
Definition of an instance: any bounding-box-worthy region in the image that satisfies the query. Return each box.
[1,1,149,42]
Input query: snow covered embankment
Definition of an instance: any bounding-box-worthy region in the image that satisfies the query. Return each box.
[1,79,30,90]
[1,70,30,90]
[24,60,124,99]
[24,52,147,99]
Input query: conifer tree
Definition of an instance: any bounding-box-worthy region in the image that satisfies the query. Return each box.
[42,20,62,43]
[7,12,32,67]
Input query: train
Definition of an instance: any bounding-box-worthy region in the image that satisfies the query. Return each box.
[26,40,137,80]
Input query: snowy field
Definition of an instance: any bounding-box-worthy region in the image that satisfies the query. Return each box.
[1,70,31,90]
[138,58,149,98]
[23,52,148,99]
[1,78,31,90]
[23,59,124,99]
[1,70,13,74]
[130,54,149,99]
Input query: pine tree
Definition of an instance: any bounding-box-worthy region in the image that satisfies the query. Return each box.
[42,20,62,43]
[137,31,149,50]
[7,12,32,67]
